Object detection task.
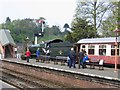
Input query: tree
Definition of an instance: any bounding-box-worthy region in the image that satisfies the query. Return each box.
[116,1,120,29]
[100,15,116,37]
[0,18,67,43]
[6,17,11,23]
[44,25,63,37]
[7,19,38,43]
[65,18,95,43]
[63,23,70,31]
[75,1,113,36]
[100,1,120,37]
[118,1,120,27]
[4,17,11,29]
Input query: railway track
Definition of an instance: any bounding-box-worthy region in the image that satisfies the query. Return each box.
[1,67,67,89]
[1,60,120,88]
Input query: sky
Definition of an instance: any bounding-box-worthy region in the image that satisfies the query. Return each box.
[0,0,77,30]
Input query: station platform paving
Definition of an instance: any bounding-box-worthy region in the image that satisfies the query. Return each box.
[0,80,17,89]
[1,58,120,81]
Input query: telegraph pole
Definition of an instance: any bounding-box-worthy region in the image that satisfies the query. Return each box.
[34,19,45,44]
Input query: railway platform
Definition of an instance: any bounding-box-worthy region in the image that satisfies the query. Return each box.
[1,58,120,81]
[0,80,17,89]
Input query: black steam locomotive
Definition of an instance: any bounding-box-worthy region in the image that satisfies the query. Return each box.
[28,39,74,60]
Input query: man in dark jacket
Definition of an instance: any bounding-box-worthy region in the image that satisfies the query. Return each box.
[68,48,76,68]
[78,49,85,69]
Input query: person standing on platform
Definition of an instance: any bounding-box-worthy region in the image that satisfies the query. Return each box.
[25,48,31,62]
[14,46,17,58]
[0,51,2,60]
[67,56,70,66]
[16,46,21,59]
[36,48,40,62]
[82,53,89,68]
[82,48,86,54]
[78,49,85,69]
[68,48,76,68]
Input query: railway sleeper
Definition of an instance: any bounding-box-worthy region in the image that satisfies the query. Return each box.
[1,67,67,88]
[1,60,120,88]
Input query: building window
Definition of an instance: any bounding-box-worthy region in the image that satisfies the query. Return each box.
[88,45,95,55]
[111,45,119,55]
[99,45,106,55]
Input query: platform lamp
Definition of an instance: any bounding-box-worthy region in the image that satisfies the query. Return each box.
[113,26,120,72]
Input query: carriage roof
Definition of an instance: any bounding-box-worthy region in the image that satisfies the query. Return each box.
[77,37,120,44]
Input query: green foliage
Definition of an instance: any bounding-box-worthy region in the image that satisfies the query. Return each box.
[0,24,2,29]
[100,1,120,37]
[10,19,37,43]
[63,23,70,31]
[65,18,96,43]
[75,1,113,36]
[44,25,62,36]
[118,2,120,29]
[38,25,64,42]
[100,14,116,37]
[6,17,11,23]
[0,17,66,43]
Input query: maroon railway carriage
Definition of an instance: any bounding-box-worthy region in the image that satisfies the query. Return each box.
[76,37,120,66]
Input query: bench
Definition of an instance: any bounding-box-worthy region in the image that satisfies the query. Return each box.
[55,56,67,65]
[36,55,50,63]
[87,58,104,70]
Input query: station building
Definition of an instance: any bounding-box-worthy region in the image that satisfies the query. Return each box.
[0,29,16,58]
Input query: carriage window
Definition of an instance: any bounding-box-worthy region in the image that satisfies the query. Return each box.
[81,45,86,51]
[111,45,119,55]
[82,45,85,48]
[88,45,95,55]
[99,45,106,55]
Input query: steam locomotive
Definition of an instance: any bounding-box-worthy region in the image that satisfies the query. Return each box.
[28,39,74,60]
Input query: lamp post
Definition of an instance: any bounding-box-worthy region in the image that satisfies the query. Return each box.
[113,26,120,72]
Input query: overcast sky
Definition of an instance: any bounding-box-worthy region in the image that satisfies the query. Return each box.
[0,0,77,30]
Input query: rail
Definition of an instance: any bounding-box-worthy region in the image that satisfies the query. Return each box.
[1,60,120,88]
